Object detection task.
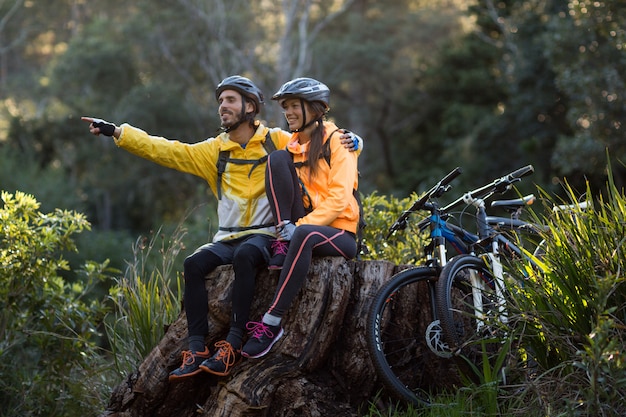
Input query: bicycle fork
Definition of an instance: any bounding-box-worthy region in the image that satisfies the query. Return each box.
[464,193,509,330]
[473,251,508,329]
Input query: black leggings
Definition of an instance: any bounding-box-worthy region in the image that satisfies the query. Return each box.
[268,225,356,318]
[265,150,357,319]
[183,234,271,338]
[265,150,306,224]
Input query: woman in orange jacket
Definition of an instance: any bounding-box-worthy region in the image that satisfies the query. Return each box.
[241,77,361,358]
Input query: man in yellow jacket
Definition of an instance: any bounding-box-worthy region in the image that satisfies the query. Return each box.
[82,75,360,379]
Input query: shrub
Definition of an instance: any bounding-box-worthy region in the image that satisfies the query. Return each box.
[506,170,626,415]
[360,191,430,265]
[0,191,115,416]
[105,224,185,377]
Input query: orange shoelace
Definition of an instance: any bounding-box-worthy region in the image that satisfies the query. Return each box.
[179,348,208,368]
[213,341,238,366]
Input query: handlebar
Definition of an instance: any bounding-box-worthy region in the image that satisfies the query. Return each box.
[552,200,589,212]
[386,165,534,240]
[439,166,464,188]
[507,165,534,180]
[442,165,534,212]
[386,167,462,238]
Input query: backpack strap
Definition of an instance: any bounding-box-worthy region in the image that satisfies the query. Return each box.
[321,130,335,166]
[353,189,367,259]
[216,150,230,200]
[262,131,277,154]
[216,131,275,200]
[218,223,275,233]
[293,128,340,169]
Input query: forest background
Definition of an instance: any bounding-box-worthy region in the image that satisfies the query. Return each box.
[1,0,624,276]
[0,0,625,415]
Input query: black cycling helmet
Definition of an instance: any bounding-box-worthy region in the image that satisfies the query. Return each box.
[272,77,330,110]
[215,75,264,114]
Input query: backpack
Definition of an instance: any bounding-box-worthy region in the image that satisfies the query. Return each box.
[215,131,277,233]
[216,131,276,200]
[292,130,367,259]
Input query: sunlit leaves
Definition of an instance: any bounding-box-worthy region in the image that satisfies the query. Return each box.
[0,190,114,415]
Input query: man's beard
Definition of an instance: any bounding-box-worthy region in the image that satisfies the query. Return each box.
[221,111,238,128]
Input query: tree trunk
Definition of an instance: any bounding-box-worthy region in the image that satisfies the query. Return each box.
[100,258,460,416]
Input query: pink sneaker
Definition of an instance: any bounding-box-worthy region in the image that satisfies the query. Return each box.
[241,321,284,358]
[268,240,289,270]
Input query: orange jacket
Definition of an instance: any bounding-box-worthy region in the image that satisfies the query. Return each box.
[288,121,360,234]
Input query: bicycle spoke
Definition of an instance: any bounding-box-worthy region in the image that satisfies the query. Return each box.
[366,267,436,406]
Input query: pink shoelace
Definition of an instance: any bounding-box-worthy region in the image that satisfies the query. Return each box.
[246,321,276,340]
[271,240,289,256]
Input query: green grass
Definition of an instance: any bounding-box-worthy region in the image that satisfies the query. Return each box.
[105,223,185,377]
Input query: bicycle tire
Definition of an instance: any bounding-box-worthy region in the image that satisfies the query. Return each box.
[436,255,501,359]
[366,266,438,406]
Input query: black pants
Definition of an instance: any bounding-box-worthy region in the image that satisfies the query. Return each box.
[183,234,272,338]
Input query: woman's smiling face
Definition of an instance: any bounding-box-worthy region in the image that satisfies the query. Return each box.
[281,98,309,131]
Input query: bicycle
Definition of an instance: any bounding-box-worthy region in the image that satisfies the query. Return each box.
[436,192,590,358]
[366,165,537,406]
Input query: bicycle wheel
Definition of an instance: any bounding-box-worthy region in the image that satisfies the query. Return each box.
[436,255,501,358]
[366,266,438,406]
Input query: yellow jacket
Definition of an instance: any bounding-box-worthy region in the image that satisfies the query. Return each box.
[115,123,291,242]
[288,121,360,234]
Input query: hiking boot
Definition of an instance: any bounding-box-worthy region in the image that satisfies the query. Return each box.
[241,321,284,359]
[168,347,211,381]
[268,240,289,270]
[199,340,241,376]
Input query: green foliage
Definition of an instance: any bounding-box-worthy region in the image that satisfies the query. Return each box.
[2,2,625,413]
[4,0,624,240]
[360,191,429,265]
[0,143,85,214]
[106,224,185,377]
[458,336,514,417]
[545,1,626,181]
[47,19,139,114]
[363,386,526,417]
[0,191,115,416]
[505,167,626,415]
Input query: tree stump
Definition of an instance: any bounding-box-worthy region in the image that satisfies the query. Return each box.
[101,258,460,416]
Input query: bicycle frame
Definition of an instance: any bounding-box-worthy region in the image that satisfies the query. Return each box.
[459,192,543,330]
[422,197,538,333]
[366,165,539,406]
[388,165,539,335]
[409,212,475,285]
[424,213,478,266]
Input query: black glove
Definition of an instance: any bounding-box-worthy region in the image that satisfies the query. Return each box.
[92,119,116,137]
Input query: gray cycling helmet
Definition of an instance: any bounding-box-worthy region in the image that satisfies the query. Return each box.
[215,75,264,114]
[272,77,330,110]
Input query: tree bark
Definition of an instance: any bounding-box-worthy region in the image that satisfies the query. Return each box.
[100,258,460,416]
